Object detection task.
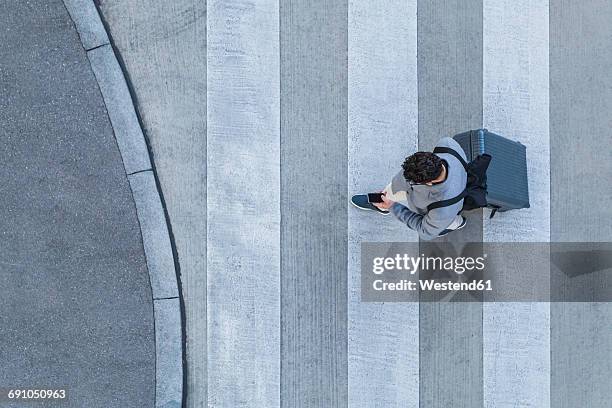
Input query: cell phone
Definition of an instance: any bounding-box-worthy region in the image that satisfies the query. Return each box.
[367,193,384,203]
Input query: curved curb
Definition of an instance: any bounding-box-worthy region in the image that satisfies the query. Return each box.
[62,1,184,407]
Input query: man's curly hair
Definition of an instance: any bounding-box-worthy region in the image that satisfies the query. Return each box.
[402,152,443,183]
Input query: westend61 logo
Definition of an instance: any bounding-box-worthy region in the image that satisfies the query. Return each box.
[361,243,495,301]
[372,253,486,275]
[370,253,491,294]
[362,242,612,302]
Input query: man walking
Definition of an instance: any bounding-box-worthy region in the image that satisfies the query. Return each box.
[351,137,468,240]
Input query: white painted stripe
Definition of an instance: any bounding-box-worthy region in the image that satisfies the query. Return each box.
[206,0,280,406]
[348,1,419,406]
[483,0,550,406]
[483,0,550,243]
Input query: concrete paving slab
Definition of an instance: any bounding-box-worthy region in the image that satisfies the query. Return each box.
[280,1,348,406]
[0,0,154,406]
[63,0,109,50]
[348,0,419,406]
[207,1,280,406]
[550,0,612,244]
[128,170,178,300]
[87,44,151,175]
[154,298,183,408]
[417,0,484,406]
[551,303,612,408]
[96,1,207,406]
[550,0,612,406]
[482,1,551,407]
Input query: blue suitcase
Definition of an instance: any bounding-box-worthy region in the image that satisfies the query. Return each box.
[453,129,530,216]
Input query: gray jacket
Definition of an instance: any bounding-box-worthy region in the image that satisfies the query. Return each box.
[390,137,467,240]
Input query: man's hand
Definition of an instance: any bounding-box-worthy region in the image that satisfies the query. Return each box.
[373,192,395,210]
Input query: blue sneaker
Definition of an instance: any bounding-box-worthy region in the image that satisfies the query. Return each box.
[350,194,389,215]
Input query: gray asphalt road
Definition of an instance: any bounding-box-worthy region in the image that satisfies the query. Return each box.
[0,1,155,407]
